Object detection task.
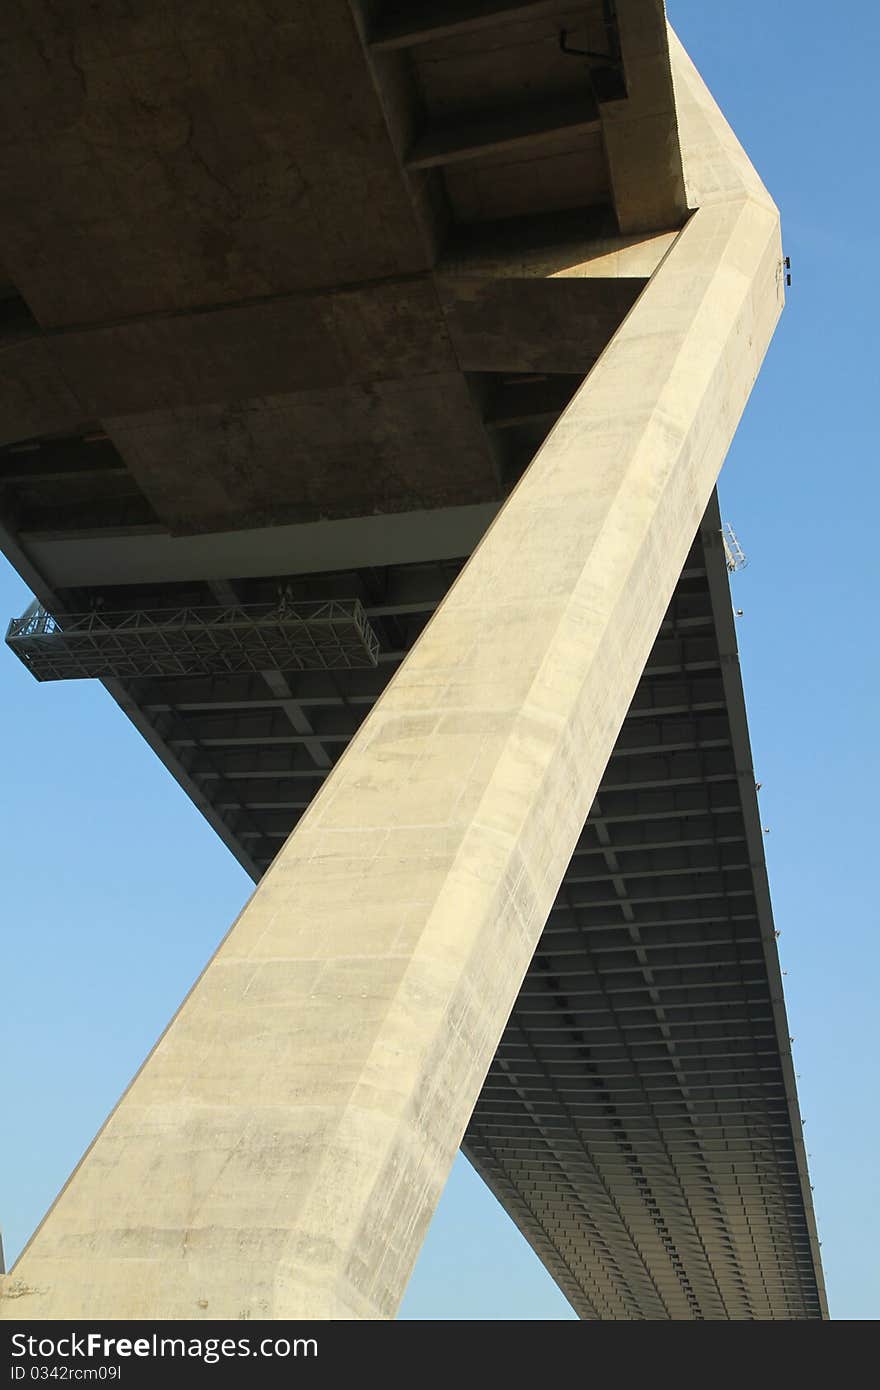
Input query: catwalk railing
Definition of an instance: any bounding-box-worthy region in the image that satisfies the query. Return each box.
[5,600,380,680]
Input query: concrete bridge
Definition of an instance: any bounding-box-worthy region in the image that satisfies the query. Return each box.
[0,1,825,1319]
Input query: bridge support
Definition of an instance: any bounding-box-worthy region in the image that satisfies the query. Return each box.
[1,34,783,1320]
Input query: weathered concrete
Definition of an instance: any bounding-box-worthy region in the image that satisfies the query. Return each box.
[600,0,689,233]
[0,24,784,1321]
[0,2,431,325]
[0,4,686,543]
[0,243,643,533]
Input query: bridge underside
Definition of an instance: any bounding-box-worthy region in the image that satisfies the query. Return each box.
[2,495,825,1319]
[464,500,821,1319]
[0,1,825,1319]
[18,498,817,1320]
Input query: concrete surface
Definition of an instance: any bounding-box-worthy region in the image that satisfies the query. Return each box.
[0,20,786,1320]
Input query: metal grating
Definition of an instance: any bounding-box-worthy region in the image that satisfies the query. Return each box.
[5,599,380,681]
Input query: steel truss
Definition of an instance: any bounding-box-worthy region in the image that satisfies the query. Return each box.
[5,600,380,680]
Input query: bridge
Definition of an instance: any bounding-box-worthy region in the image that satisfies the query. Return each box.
[0,1,825,1319]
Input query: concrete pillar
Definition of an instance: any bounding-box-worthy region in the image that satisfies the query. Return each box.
[1,31,783,1320]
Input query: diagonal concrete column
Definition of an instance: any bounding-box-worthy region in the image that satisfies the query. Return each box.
[1,30,785,1320]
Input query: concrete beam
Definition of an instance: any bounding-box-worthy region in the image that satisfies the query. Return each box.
[1,28,785,1320]
[0,276,458,447]
[436,275,643,372]
[368,2,575,52]
[21,503,500,591]
[600,1,690,233]
[406,100,601,170]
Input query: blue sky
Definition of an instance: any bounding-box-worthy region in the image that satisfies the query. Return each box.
[2,1,877,1319]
